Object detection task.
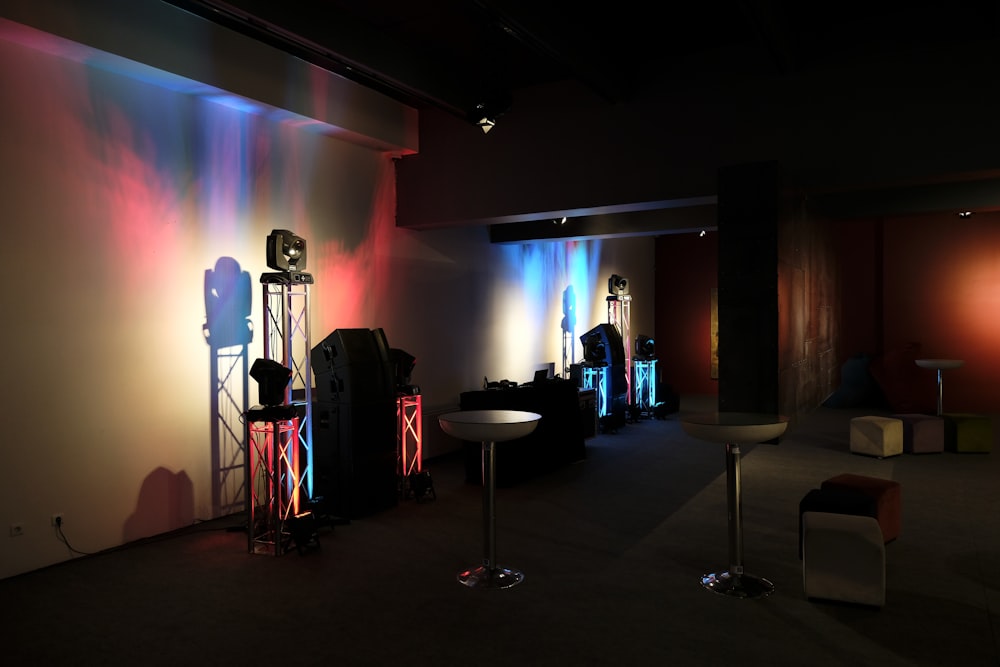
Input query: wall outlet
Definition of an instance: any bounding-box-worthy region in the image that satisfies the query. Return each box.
[51,514,63,527]
[9,523,24,537]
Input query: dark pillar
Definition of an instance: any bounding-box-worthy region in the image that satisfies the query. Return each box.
[717,161,780,414]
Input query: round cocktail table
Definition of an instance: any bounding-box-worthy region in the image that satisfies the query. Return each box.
[915,359,964,416]
[439,409,542,589]
[681,412,789,599]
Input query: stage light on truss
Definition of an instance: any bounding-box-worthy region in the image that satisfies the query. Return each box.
[608,274,628,295]
[635,334,655,359]
[266,229,308,272]
[250,358,292,406]
[581,332,607,363]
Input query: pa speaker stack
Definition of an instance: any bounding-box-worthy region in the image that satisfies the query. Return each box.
[311,328,397,519]
[579,323,628,431]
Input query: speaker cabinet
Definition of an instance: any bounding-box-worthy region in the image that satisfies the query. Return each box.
[312,400,398,519]
[311,328,394,404]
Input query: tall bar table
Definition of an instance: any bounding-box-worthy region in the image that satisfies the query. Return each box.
[915,359,964,415]
[439,409,542,589]
[680,412,789,599]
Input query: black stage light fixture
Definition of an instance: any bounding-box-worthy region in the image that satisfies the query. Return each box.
[249,358,292,406]
[266,229,307,272]
[581,332,607,363]
[389,348,417,393]
[635,334,655,359]
[608,274,628,295]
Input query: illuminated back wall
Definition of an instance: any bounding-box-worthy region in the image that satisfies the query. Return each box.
[0,8,652,579]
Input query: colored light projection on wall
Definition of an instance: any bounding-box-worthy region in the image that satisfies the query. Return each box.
[493,239,603,380]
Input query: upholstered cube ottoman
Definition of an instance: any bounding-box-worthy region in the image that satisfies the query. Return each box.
[821,473,901,543]
[894,413,945,454]
[798,487,877,558]
[942,413,993,453]
[802,511,885,607]
[850,416,903,458]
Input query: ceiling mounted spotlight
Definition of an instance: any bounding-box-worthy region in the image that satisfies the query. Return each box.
[266,229,307,272]
[477,116,496,134]
[470,94,511,135]
[958,211,974,218]
[553,216,567,225]
[608,274,628,295]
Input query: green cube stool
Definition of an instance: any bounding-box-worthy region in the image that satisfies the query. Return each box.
[942,413,993,453]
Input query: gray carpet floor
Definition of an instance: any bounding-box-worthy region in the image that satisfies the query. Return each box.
[3,397,998,666]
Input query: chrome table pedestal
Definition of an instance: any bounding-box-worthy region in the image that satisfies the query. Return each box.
[681,412,789,599]
[439,409,541,589]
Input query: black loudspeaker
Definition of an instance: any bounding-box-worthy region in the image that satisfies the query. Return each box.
[312,401,398,519]
[579,323,628,430]
[311,328,394,404]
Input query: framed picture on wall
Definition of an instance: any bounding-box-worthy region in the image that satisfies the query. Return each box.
[710,288,719,379]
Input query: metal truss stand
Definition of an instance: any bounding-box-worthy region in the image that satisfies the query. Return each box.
[397,393,423,497]
[582,366,608,418]
[607,294,632,404]
[246,407,306,555]
[260,272,314,499]
[633,359,657,417]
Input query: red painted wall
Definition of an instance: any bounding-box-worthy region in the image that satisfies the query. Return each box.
[656,212,1000,414]
[880,212,1000,413]
[654,232,718,395]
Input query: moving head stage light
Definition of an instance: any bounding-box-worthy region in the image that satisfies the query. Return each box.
[264,229,313,284]
[635,334,656,359]
[608,274,628,295]
[249,358,292,407]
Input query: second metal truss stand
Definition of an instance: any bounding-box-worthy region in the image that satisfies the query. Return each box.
[246,406,306,555]
[397,393,426,499]
[633,359,657,417]
[260,272,314,500]
[607,294,632,404]
[582,366,609,418]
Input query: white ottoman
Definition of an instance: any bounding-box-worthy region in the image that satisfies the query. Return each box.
[802,511,885,607]
[850,416,903,458]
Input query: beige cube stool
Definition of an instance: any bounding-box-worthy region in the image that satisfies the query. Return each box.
[850,416,903,458]
[802,511,885,607]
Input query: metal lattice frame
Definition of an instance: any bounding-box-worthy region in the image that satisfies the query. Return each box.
[247,417,303,555]
[582,366,608,417]
[397,393,423,492]
[607,295,632,404]
[633,359,657,415]
[262,279,314,499]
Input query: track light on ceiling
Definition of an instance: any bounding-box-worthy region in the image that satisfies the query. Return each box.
[958,211,973,218]
[553,216,567,225]
[471,95,510,135]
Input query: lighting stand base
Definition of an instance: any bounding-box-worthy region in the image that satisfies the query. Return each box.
[701,571,774,599]
[458,565,524,589]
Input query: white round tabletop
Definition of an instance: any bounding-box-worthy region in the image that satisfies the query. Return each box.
[915,359,964,370]
[439,410,542,443]
[680,412,789,444]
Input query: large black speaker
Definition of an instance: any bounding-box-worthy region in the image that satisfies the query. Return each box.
[579,323,628,430]
[311,328,394,404]
[312,401,398,519]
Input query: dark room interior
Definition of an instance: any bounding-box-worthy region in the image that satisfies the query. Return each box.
[1,1,998,665]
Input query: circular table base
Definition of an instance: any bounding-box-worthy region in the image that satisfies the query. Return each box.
[458,565,524,589]
[701,571,774,599]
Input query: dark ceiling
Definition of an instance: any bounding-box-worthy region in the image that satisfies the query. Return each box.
[167,0,999,126]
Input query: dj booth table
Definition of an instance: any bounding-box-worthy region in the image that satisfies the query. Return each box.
[459,379,587,487]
